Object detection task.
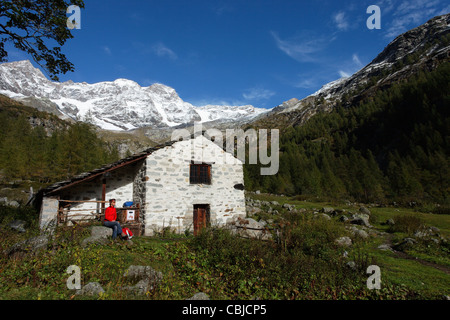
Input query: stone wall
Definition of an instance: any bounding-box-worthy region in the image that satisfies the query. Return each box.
[143,135,246,236]
[39,196,59,232]
[132,160,147,222]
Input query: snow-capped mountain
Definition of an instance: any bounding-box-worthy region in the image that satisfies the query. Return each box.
[0,60,268,131]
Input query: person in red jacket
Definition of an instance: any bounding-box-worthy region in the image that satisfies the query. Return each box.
[103,199,123,240]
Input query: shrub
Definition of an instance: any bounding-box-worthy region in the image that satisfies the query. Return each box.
[388,215,425,234]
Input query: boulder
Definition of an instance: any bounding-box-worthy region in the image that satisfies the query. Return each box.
[377,244,394,252]
[346,261,357,270]
[359,206,371,215]
[8,200,20,208]
[394,237,417,251]
[4,235,48,258]
[350,226,369,239]
[229,217,272,240]
[81,226,113,247]
[187,292,210,300]
[282,203,295,211]
[350,214,371,227]
[316,213,331,221]
[9,220,27,233]
[335,236,352,247]
[91,226,113,238]
[320,207,335,214]
[122,265,163,295]
[246,206,262,217]
[76,282,104,296]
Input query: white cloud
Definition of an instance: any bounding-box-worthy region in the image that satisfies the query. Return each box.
[339,70,351,78]
[270,31,329,62]
[334,11,349,31]
[352,54,363,68]
[384,0,446,38]
[294,79,317,89]
[152,42,178,60]
[103,46,112,55]
[243,87,276,101]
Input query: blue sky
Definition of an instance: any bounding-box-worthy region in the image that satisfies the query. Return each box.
[5,0,450,109]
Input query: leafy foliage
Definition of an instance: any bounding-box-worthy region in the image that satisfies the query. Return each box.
[0,0,85,80]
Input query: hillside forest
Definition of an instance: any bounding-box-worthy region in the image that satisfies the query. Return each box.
[244,62,450,206]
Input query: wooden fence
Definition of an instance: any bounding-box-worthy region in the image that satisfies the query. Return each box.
[57,200,142,236]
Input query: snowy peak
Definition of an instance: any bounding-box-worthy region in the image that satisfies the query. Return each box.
[0,61,269,131]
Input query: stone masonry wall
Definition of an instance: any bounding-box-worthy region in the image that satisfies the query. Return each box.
[39,196,59,232]
[143,135,246,236]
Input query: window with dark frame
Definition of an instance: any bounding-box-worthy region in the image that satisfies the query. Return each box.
[190,164,211,184]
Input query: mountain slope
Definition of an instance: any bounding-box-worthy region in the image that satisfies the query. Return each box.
[0,61,268,131]
[249,13,450,130]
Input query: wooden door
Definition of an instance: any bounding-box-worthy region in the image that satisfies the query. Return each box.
[194,205,209,236]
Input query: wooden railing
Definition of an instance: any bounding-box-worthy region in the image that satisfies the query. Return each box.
[57,200,142,236]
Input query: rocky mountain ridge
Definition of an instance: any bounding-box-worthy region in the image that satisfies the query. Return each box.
[249,13,450,129]
[0,60,268,131]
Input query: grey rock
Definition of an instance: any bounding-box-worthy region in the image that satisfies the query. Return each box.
[229,218,272,240]
[9,220,27,233]
[76,282,104,296]
[187,292,210,300]
[359,206,371,215]
[122,265,163,295]
[8,200,20,208]
[320,207,335,214]
[81,226,113,247]
[282,203,295,211]
[349,226,369,239]
[429,226,440,234]
[395,237,417,251]
[377,244,393,251]
[354,228,369,239]
[5,235,48,257]
[317,213,331,221]
[346,261,357,270]
[335,236,352,247]
[350,214,371,227]
[91,226,113,238]
[246,206,262,216]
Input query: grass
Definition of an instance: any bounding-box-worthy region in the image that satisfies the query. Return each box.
[0,195,449,300]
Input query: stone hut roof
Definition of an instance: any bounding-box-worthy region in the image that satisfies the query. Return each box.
[37,140,178,198]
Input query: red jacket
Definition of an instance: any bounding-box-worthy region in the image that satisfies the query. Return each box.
[104,206,117,222]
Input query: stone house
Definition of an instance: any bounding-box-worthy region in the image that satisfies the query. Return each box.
[36,134,246,236]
